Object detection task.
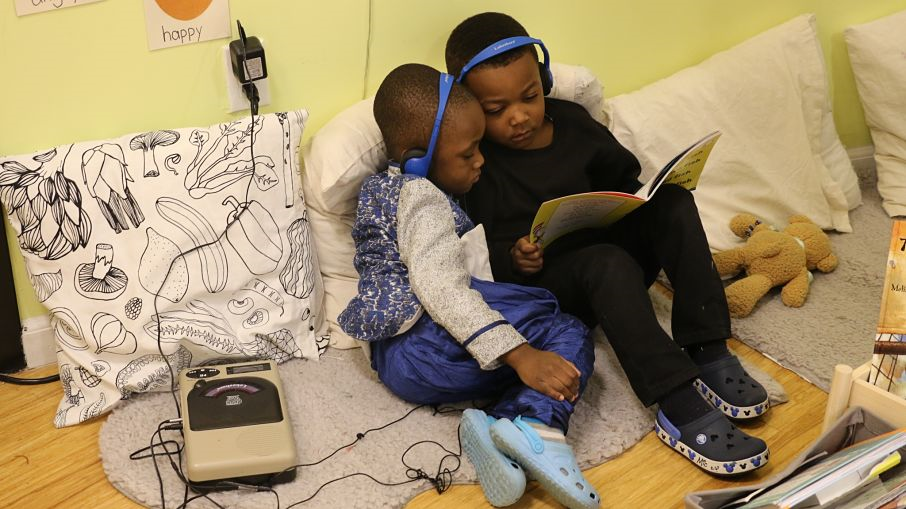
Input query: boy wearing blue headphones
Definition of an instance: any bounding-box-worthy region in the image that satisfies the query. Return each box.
[338,63,600,508]
[446,12,771,477]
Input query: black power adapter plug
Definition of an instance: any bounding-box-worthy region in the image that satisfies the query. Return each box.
[229,20,267,114]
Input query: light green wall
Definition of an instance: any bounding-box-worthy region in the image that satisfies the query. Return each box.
[1,0,904,322]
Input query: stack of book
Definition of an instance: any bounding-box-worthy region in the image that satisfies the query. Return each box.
[724,429,906,508]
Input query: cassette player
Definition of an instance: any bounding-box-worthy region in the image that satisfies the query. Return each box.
[179,359,297,490]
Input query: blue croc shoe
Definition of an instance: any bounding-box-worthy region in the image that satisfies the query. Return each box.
[655,408,769,476]
[490,416,600,509]
[459,409,526,507]
[694,355,770,420]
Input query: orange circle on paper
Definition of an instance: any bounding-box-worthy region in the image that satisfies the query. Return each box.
[154,0,214,21]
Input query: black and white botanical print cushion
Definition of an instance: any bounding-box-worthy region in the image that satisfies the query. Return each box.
[0,110,328,427]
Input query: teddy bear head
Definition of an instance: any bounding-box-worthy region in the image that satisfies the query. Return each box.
[728,213,773,240]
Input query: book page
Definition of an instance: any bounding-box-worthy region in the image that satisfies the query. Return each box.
[530,192,642,248]
[636,130,721,198]
[872,220,906,398]
[527,131,720,249]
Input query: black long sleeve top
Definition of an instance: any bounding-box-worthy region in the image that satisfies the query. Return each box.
[463,98,643,283]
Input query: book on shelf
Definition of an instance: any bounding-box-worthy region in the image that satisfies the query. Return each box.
[819,455,906,509]
[528,130,721,248]
[871,220,906,399]
[726,429,906,509]
[863,475,906,509]
[838,472,906,509]
[823,457,906,509]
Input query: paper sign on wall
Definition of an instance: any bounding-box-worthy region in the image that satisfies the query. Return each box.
[15,0,103,16]
[144,0,230,51]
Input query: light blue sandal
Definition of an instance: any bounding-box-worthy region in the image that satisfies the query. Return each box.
[459,409,526,507]
[490,416,600,509]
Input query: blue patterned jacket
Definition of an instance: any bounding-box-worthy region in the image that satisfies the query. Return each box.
[338,171,474,342]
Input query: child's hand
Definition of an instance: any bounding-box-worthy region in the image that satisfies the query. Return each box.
[501,344,581,402]
[511,236,543,275]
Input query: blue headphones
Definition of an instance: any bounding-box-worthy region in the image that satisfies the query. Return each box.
[456,36,553,95]
[392,73,455,177]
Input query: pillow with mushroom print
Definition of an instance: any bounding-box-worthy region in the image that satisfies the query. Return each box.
[0,110,328,427]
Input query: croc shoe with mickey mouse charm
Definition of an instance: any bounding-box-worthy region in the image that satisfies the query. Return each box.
[655,408,769,476]
[694,355,770,420]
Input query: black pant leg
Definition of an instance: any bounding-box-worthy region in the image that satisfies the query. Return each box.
[534,244,698,406]
[607,184,731,347]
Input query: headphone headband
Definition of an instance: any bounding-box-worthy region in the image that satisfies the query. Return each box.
[456,36,551,89]
[398,73,454,177]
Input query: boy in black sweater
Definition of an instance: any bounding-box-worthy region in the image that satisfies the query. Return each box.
[446,12,771,476]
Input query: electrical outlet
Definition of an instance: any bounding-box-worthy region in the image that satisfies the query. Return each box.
[223,44,271,113]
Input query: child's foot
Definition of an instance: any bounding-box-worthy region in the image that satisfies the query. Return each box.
[490,416,600,509]
[655,408,769,476]
[693,354,770,419]
[459,409,526,507]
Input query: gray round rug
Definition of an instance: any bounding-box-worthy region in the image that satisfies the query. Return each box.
[99,327,785,509]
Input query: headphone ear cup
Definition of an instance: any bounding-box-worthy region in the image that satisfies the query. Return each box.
[400,148,428,176]
[539,62,553,96]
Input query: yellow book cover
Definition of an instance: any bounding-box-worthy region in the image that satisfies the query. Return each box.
[529,130,721,248]
[871,220,906,398]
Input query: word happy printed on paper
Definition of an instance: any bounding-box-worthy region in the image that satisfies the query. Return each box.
[160,24,204,45]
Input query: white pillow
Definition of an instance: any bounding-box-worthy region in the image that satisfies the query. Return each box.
[0,110,327,427]
[549,62,607,125]
[301,64,605,350]
[845,10,906,217]
[461,224,494,282]
[807,29,863,211]
[603,14,854,252]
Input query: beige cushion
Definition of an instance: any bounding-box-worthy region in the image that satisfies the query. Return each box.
[845,9,906,216]
[603,14,856,251]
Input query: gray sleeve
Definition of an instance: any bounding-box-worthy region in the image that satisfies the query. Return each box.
[397,179,525,370]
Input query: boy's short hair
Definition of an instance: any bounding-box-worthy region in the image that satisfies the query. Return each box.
[445,12,536,77]
[373,63,473,161]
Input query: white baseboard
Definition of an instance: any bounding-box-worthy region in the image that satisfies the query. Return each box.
[847,145,876,184]
[21,315,55,369]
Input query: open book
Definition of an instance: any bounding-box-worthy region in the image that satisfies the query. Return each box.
[529,130,721,248]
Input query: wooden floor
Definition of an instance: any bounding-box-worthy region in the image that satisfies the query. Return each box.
[0,338,828,509]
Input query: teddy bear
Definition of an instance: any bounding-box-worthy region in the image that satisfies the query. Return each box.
[712,214,838,318]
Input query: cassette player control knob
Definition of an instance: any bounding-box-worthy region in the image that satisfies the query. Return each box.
[185,367,221,379]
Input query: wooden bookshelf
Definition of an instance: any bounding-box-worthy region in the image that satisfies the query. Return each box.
[824,362,906,432]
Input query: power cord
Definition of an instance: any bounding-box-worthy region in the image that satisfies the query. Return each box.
[130,18,279,509]
[236,20,260,116]
[361,0,374,99]
[3,25,263,392]
[132,405,464,508]
[0,373,60,385]
[132,18,464,509]
[152,18,265,418]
